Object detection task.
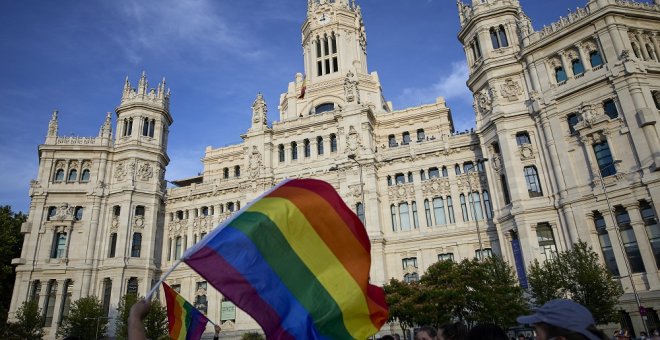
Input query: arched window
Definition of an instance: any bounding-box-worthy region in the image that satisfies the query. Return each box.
[460,194,469,222]
[571,58,584,75]
[74,207,84,221]
[470,192,484,221]
[291,141,298,160]
[555,66,567,83]
[127,118,133,136]
[227,202,235,212]
[174,237,182,260]
[315,103,335,114]
[631,42,641,59]
[390,205,398,231]
[455,164,461,175]
[278,144,285,162]
[424,199,432,227]
[442,166,448,177]
[68,169,78,182]
[201,206,209,216]
[399,203,411,231]
[395,173,405,185]
[416,129,425,142]
[142,118,150,136]
[317,136,324,155]
[127,277,139,295]
[223,167,229,179]
[402,132,411,145]
[407,172,413,183]
[387,175,392,186]
[647,44,657,61]
[498,25,508,47]
[433,197,446,225]
[473,36,482,59]
[429,167,439,179]
[80,169,90,182]
[523,166,543,197]
[304,139,311,158]
[235,165,240,178]
[149,119,155,137]
[411,201,419,229]
[330,134,337,152]
[131,233,142,257]
[490,28,500,49]
[483,191,493,219]
[446,196,455,223]
[388,135,397,147]
[589,50,603,68]
[176,210,183,220]
[420,170,426,181]
[403,272,419,283]
[463,161,474,174]
[55,169,65,182]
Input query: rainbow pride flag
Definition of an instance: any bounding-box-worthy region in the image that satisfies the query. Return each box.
[183,178,388,339]
[162,282,209,340]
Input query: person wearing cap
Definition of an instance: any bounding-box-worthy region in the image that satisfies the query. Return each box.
[516,299,609,340]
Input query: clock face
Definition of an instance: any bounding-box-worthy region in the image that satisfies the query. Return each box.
[317,13,331,25]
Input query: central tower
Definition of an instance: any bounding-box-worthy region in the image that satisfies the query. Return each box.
[303,0,367,81]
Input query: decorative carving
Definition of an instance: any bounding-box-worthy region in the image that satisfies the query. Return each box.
[579,102,598,127]
[137,162,153,181]
[475,88,492,115]
[82,160,92,170]
[48,110,58,137]
[620,49,631,61]
[388,183,416,201]
[421,178,452,196]
[492,154,503,172]
[115,162,127,181]
[500,79,522,101]
[69,160,79,170]
[251,93,267,125]
[344,71,360,103]
[520,145,535,160]
[133,216,144,229]
[248,146,262,179]
[346,125,361,153]
[56,160,66,170]
[54,203,74,221]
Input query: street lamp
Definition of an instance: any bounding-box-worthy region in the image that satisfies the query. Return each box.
[595,162,649,335]
[465,167,485,260]
[348,154,366,225]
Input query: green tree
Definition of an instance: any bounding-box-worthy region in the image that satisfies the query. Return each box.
[419,259,466,327]
[115,293,139,340]
[383,278,428,336]
[143,298,168,340]
[459,256,528,327]
[241,332,265,340]
[0,206,26,328]
[527,241,623,323]
[4,299,44,339]
[57,296,107,339]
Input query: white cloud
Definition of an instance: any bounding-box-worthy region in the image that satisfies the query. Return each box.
[397,61,472,108]
[112,0,261,63]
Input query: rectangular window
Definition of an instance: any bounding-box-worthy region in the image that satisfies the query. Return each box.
[483,191,493,219]
[109,233,117,258]
[428,167,439,179]
[470,192,484,221]
[438,253,454,262]
[175,237,182,260]
[516,132,531,145]
[433,197,446,225]
[567,113,580,134]
[412,201,420,229]
[395,173,405,185]
[131,232,142,257]
[356,203,365,224]
[593,141,616,177]
[59,279,72,324]
[127,277,139,295]
[102,278,112,317]
[536,223,557,261]
[43,280,57,327]
[603,99,619,119]
[446,196,455,224]
[424,200,433,227]
[501,175,511,205]
[402,132,411,145]
[417,129,425,142]
[524,166,543,197]
[475,248,493,260]
[399,203,411,231]
[402,257,418,269]
[51,232,67,259]
[390,205,398,231]
[594,212,619,276]
[616,208,646,273]
[460,194,469,222]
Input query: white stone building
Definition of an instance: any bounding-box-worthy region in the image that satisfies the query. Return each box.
[9,0,660,338]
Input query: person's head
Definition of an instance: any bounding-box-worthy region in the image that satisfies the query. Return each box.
[517,300,607,340]
[416,326,438,340]
[380,336,395,340]
[518,335,525,340]
[466,323,508,340]
[438,322,467,340]
[394,334,401,340]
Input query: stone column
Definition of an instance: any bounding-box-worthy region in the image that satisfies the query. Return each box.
[576,42,590,70]
[636,31,650,60]
[605,16,626,56]
[525,56,541,91]
[629,85,660,167]
[559,50,574,78]
[477,28,491,60]
[626,204,660,289]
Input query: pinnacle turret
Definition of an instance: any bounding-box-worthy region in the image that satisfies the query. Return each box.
[119,72,170,111]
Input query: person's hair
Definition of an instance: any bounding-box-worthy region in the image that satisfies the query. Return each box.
[537,322,609,340]
[466,323,508,340]
[439,322,468,340]
[380,336,395,340]
[417,326,438,338]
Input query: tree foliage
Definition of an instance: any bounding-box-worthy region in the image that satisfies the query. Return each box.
[241,332,265,340]
[0,205,26,328]
[4,299,44,339]
[527,241,623,323]
[384,256,527,330]
[115,294,168,340]
[57,296,107,339]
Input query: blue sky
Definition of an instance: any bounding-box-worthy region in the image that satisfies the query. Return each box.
[0,0,603,212]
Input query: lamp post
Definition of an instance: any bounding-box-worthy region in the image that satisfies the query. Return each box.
[348,154,366,225]
[465,167,485,260]
[595,162,648,335]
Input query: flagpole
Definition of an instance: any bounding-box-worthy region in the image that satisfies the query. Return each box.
[146,259,183,300]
